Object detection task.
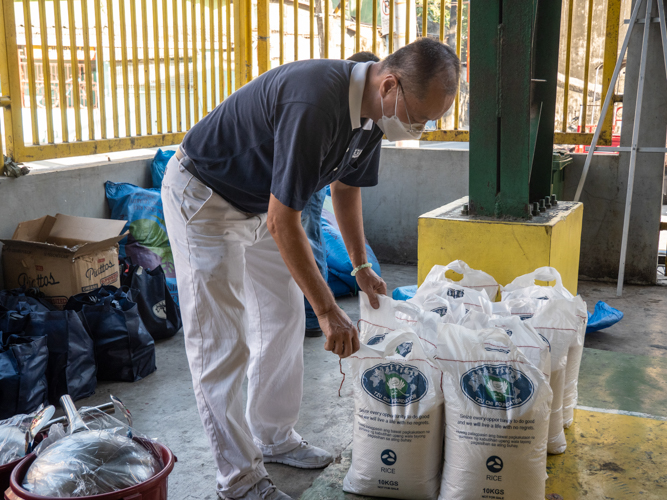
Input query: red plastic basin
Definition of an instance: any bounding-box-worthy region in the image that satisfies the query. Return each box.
[1,458,22,495]
[5,440,175,500]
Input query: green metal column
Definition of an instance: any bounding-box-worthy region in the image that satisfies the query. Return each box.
[498,0,534,218]
[468,0,501,216]
[530,0,564,202]
[468,0,563,218]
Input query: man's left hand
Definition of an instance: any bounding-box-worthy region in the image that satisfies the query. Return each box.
[355,267,387,309]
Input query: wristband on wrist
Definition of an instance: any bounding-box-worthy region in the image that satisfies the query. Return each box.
[351,263,373,276]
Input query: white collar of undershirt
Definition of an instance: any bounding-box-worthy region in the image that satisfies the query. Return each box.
[349,61,375,131]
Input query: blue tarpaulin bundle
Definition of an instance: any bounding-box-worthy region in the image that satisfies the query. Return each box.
[321,189,381,297]
[392,285,417,301]
[586,301,623,333]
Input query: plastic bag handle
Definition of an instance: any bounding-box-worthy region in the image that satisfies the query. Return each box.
[479,328,514,349]
[392,300,425,320]
[530,267,563,287]
[443,260,470,276]
[510,267,564,288]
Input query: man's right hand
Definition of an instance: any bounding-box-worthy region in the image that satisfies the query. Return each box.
[317,305,361,358]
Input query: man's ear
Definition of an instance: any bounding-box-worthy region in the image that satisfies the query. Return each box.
[379,74,398,99]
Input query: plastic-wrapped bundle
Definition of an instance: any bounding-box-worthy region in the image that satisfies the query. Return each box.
[502,267,587,428]
[433,324,552,500]
[343,330,444,499]
[24,403,163,497]
[24,431,161,497]
[459,311,551,380]
[0,413,31,466]
[422,260,501,301]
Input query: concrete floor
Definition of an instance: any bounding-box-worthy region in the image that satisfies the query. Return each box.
[71,264,667,499]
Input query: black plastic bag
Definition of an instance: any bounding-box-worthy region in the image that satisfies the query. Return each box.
[0,288,57,314]
[69,289,156,382]
[120,262,182,340]
[0,311,96,404]
[0,333,49,419]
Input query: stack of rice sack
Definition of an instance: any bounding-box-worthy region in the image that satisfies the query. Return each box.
[343,261,588,500]
[501,268,588,431]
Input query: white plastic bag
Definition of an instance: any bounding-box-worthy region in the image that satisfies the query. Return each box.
[410,281,493,321]
[423,261,501,301]
[502,267,587,428]
[433,325,552,500]
[358,292,441,352]
[459,311,551,380]
[343,329,444,500]
[525,299,580,454]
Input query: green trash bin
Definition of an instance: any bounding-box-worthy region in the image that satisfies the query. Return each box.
[551,151,573,201]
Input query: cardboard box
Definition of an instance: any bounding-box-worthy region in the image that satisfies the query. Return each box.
[1,214,128,308]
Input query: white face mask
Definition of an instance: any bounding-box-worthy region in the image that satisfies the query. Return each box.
[376,84,425,141]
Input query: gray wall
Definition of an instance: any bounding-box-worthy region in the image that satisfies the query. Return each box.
[361,145,469,264]
[0,142,663,287]
[0,156,153,286]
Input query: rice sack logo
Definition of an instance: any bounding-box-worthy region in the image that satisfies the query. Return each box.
[367,333,387,346]
[486,456,503,473]
[460,365,534,409]
[538,333,551,352]
[395,342,413,357]
[381,449,397,466]
[362,363,428,406]
[431,306,448,317]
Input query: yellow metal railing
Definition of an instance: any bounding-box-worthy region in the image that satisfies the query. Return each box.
[0,0,624,168]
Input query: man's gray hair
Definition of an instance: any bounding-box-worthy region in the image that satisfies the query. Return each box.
[379,38,460,100]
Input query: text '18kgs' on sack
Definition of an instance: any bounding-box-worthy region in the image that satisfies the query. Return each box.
[434,324,552,500]
[343,329,444,500]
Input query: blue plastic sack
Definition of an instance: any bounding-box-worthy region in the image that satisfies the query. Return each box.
[151,148,176,189]
[586,301,623,333]
[105,181,179,305]
[392,285,417,301]
[321,193,381,297]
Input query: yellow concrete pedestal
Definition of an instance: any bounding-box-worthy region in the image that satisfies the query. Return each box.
[418,196,584,295]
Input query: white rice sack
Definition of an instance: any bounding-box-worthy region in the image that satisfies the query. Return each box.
[343,330,444,499]
[459,311,551,380]
[423,260,501,301]
[358,292,440,352]
[525,299,580,454]
[434,325,552,500]
[501,267,587,428]
[410,281,494,320]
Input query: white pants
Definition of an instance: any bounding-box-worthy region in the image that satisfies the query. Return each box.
[161,156,306,498]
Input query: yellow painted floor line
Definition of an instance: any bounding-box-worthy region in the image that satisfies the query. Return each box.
[546,408,667,499]
[576,405,667,421]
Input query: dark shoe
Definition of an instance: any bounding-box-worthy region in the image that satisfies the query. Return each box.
[305,327,323,338]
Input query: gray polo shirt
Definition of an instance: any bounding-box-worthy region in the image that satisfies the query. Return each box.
[181,59,383,214]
